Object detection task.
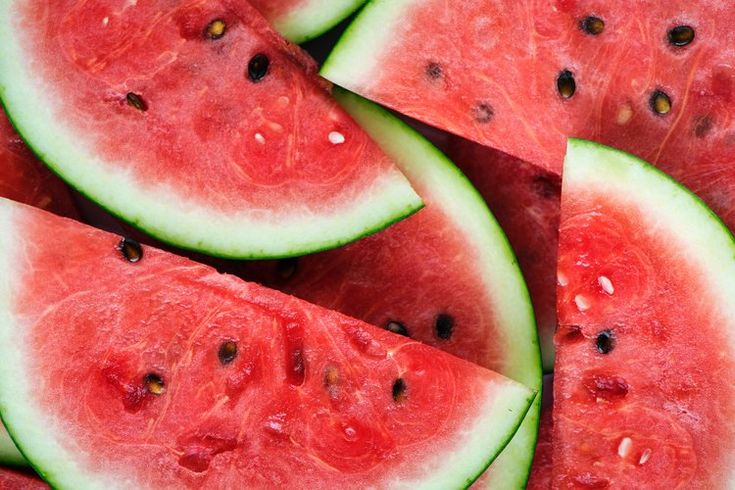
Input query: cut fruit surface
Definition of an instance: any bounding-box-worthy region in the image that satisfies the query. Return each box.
[0,467,47,489]
[250,0,366,43]
[322,0,735,233]
[554,139,735,487]
[239,90,542,488]
[0,0,421,259]
[0,198,533,489]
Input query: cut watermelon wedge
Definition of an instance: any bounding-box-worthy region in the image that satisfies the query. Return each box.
[554,139,735,487]
[0,467,47,489]
[0,198,534,488]
[322,1,735,233]
[239,90,542,488]
[250,0,365,43]
[0,0,422,259]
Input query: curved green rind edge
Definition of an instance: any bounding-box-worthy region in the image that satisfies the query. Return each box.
[271,0,367,44]
[0,425,26,466]
[335,88,542,489]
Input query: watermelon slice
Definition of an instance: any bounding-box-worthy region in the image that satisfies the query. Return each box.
[250,0,365,43]
[447,138,560,371]
[0,0,422,259]
[321,1,735,234]
[238,90,542,488]
[0,198,534,488]
[0,467,47,489]
[554,139,735,487]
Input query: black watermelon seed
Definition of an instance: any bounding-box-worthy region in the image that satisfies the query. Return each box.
[276,258,298,280]
[472,102,494,124]
[557,70,576,99]
[204,19,227,40]
[126,92,148,112]
[248,53,270,82]
[385,321,409,337]
[144,373,165,395]
[435,313,454,340]
[650,90,672,115]
[425,62,443,80]
[392,378,407,402]
[118,237,143,263]
[668,25,695,47]
[595,330,615,354]
[693,115,714,138]
[218,341,238,365]
[580,16,605,35]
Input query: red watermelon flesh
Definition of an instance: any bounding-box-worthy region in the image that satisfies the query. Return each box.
[447,138,560,371]
[526,377,553,490]
[0,198,533,489]
[554,140,735,487]
[322,0,735,231]
[0,468,47,490]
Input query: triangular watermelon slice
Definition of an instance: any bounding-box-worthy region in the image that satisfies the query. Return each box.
[0,198,534,488]
[0,0,422,259]
[554,139,735,486]
[321,1,735,232]
[239,90,542,488]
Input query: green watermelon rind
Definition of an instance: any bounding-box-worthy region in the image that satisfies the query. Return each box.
[0,426,26,467]
[0,4,423,261]
[335,88,542,489]
[270,0,367,44]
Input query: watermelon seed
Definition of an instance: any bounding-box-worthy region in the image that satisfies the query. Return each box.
[556,70,576,99]
[650,90,672,115]
[324,366,339,390]
[328,131,346,145]
[557,272,569,286]
[144,373,165,395]
[434,313,454,340]
[218,341,238,365]
[392,378,407,403]
[598,276,614,295]
[472,103,494,124]
[580,16,605,35]
[574,294,590,311]
[204,19,226,40]
[248,54,270,82]
[617,437,632,458]
[118,237,143,263]
[125,92,148,112]
[639,448,652,465]
[276,258,298,279]
[668,25,695,47]
[385,321,409,337]
[425,62,443,80]
[254,132,266,144]
[616,104,634,125]
[595,330,615,354]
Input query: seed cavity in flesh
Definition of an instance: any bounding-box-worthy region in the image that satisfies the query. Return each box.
[276,258,298,280]
[218,341,238,365]
[650,90,672,115]
[557,70,576,99]
[144,373,165,395]
[126,92,148,112]
[580,16,605,35]
[472,102,494,124]
[434,313,454,340]
[385,321,409,337]
[392,378,407,403]
[204,19,226,40]
[596,330,615,354]
[668,25,695,47]
[425,62,442,80]
[585,374,628,402]
[559,324,584,343]
[694,115,714,138]
[248,53,270,82]
[118,237,143,263]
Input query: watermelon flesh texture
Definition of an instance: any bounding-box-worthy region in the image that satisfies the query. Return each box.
[322,0,735,236]
[447,138,560,372]
[526,376,553,490]
[0,467,47,490]
[0,0,421,259]
[0,198,534,489]
[554,140,735,487]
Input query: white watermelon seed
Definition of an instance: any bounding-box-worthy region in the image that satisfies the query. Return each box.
[616,104,633,125]
[617,437,632,458]
[639,448,652,465]
[574,294,590,311]
[254,133,266,144]
[598,276,614,295]
[102,17,109,26]
[328,131,345,145]
[558,272,569,286]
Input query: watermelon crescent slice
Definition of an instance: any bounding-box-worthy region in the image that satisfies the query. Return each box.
[0,0,422,259]
[0,198,534,489]
[555,139,735,487]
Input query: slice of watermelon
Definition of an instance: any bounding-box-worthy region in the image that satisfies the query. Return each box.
[554,139,735,487]
[321,1,735,233]
[0,0,422,259]
[238,90,542,488]
[0,467,47,490]
[250,0,365,43]
[0,198,534,488]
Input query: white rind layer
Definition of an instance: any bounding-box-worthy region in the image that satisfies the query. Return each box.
[0,0,422,260]
[272,0,367,43]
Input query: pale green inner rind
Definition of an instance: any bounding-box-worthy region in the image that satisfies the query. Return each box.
[0,1,422,260]
[273,0,367,44]
[0,424,26,466]
[335,89,542,489]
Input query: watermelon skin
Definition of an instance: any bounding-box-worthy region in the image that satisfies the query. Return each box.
[0,0,422,259]
[250,0,366,43]
[322,0,735,237]
[0,468,47,490]
[0,198,534,489]
[447,138,560,372]
[554,140,735,487]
